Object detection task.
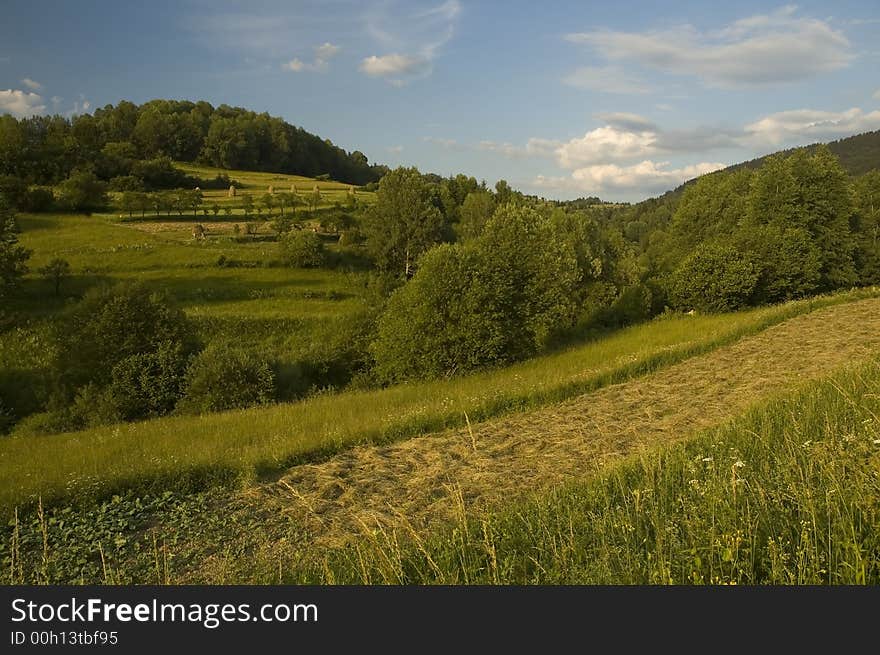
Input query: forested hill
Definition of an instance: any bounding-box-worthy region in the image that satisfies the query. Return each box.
[726,130,880,178]
[0,99,389,186]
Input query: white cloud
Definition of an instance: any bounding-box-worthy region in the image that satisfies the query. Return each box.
[535,160,725,195]
[874,89,880,100]
[282,42,341,73]
[361,0,460,85]
[566,6,853,88]
[0,89,46,116]
[562,66,651,94]
[20,77,42,91]
[555,126,658,168]
[744,107,880,147]
[386,145,404,154]
[360,53,429,77]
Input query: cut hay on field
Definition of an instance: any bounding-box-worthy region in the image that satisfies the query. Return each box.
[188,297,880,579]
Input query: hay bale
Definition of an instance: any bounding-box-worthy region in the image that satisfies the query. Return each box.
[228,185,236,198]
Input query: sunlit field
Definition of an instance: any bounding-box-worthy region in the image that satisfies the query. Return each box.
[2,288,876,513]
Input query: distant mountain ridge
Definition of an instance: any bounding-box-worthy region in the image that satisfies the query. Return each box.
[726,130,880,178]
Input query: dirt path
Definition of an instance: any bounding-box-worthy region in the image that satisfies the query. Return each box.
[189,297,880,578]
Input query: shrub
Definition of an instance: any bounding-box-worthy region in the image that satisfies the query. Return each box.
[104,341,190,420]
[54,282,196,391]
[736,224,822,304]
[280,230,325,268]
[667,243,759,312]
[57,170,108,212]
[0,397,14,435]
[109,175,144,192]
[177,343,275,414]
[19,188,55,212]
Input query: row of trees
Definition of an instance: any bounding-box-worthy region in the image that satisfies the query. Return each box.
[0,99,388,186]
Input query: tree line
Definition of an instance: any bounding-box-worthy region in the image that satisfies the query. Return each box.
[0,99,388,191]
[1,143,878,434]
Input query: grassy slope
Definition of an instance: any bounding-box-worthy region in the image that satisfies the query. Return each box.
[1,289,877,513]
[173,162,375,209]
[5,321,878,584]
[303,356,880,585]
[0,212,366,414]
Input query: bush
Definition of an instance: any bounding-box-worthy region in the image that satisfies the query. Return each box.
[736,224,822,304]
[104,341,190,420]
[19,188,55,212]
[58,170,108,212]
[280,230,325,268]
[0,397,14,435]
[338,229,363,247]
[667,243,759,312]
[177,343,275,414]
[130,157,192,190]
[54,282,196,391]
[108,175,145,192]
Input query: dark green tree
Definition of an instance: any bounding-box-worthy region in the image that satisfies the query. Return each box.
[38,258,71,296]
[363,167,446,277]
[667,243,759,312]
[0,199,30,297]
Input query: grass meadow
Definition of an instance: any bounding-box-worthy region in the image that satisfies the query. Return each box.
[1,287,876,514]
[5,350,877,584]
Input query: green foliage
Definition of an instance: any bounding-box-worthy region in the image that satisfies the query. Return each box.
[18,187,55,212]
[130,157,191,190]
[671,168,752,254]
[372,205,580,381]
[455,190,496,240]
[280,230,325,268]
[363,167,446,276]
[54,282,196,391]
[105,341,190,420]
[736,224,821,303]
[178,343,275,414]
[668,243,759,312]
[0,291,870,512]
[746,147,856,290]
[853,170,880,285]
[57,170,108,212]
[269,214,294,236]
[38,257,71,296]
[0,200,30,297]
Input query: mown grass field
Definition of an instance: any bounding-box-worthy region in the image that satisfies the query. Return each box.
[1,288,877,515]
[4,316,878,584]
[298,356,880,585]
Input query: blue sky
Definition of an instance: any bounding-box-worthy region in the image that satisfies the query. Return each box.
[1,0,879,201]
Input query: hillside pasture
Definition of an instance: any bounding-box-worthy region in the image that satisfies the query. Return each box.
[2,290,877,514]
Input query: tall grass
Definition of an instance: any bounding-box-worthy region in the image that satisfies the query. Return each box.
[1,289,874,513]
[300,357,880,585]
